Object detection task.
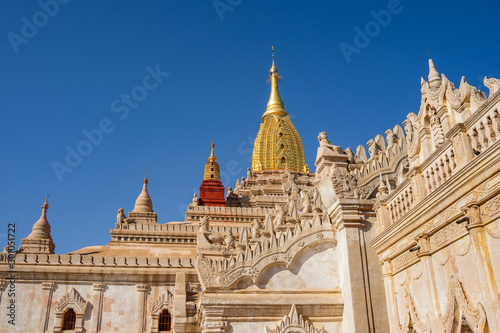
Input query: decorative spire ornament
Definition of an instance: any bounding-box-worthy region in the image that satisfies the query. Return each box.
[264,46,287,120]
[428,59,442,89]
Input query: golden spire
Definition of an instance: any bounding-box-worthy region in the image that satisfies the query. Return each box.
[263,46,287,120]
[208,139,217,163]
[251,48,309,173]
[204,140,221,180]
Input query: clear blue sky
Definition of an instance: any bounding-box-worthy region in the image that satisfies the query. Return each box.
[1,1,499,254]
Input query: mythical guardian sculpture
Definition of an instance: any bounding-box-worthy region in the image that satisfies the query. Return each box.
[318,131,343,154]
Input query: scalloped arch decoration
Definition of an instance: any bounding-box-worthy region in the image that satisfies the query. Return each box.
[196,226,335,290]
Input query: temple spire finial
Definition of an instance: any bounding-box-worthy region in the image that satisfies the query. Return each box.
[208,139,217,163]
[43,194,49,209]
[264,46,287,120]
[271,46,276,71]
[144,169,148,185]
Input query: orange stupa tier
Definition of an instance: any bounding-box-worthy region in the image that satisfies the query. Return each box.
[198,141,226,207]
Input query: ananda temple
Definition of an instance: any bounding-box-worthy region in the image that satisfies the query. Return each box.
[1,51,500,333]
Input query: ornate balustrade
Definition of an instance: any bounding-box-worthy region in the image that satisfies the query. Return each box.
[467,106,500,153]
[386,180,414,224]
[421,142,457,195]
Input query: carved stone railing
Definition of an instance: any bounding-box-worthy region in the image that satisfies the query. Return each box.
[386,180,414,224]
[188,206,272,213]
[421,142,457,195]
[115,223,198,232]
[467,106,500,153]
[185,206,276,222]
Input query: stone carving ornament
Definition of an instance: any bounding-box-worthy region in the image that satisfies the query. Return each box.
[430,111,445,148]
[53,288,88,333]
[439,276,488,333]
[446,76,473,111]
[265,304,325,333]
[484,76,500,96]
[116,207,132,224]
[318,131,343,154]
[404,113,420,158]
[397,290,430,333]
[345,147,364,164]
[330,168,374,199]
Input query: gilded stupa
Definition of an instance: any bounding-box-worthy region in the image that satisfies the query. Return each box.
[252,48,309,172]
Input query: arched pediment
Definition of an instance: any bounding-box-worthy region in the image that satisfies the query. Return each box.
[265,305,325,333]
[149,289,173,315]
[53,288,88,333]
[256,241,339,289]
[196,225,335,290]
[54,287,88,315]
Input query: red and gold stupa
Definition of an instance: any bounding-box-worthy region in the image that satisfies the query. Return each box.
[198,140,226,206]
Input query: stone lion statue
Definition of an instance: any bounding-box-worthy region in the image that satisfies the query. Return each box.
[318,131,343,154]
[199,216,225,246]
[318,131,331,147]
[344,147,364,164]
[117,208,128,224]
[251,219,263,239]
[223,229,236,251]
[199,216,210,232]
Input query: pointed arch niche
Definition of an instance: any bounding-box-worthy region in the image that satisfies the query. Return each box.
[53,288,88,333]
[149,289,174,332]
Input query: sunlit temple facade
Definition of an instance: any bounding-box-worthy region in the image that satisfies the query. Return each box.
[1,53,500,333]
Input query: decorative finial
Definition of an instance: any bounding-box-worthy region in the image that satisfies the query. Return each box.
[264,46,286,119]
[385,175,392,194]
[143,169,148,185]
[428,58,442,89]
[208,139,217,163]
[43,194,49,209]
[378,172,388,195]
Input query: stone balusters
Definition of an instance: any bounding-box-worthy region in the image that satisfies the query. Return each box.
[468,109,500,153]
